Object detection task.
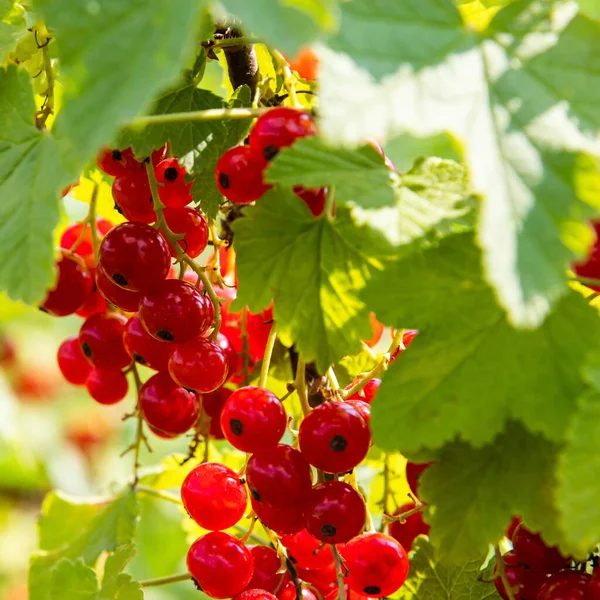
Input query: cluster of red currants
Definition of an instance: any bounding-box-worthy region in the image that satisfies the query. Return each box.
[215,107,326,216]
[495,519,600,599]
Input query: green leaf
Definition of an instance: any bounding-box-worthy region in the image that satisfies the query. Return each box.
[398,538,495,599]
[36,0,207,165]
[319,1,600,327]
[556,392,600,557]
[383,133,463,174]
[232,187,393,371]
[100,545,142,600]
[420,422,563,561]
[363,233,600,452]
[580,0,600,21]
[185,85,252,218]
[326,0,466,79]
[0,65,73,304]
[265,137,398,208]
[219,0,326,56]
[29,491,138,600]
[0,1,27,63]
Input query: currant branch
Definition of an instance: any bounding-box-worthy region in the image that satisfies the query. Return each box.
[294,357,311,416]
[35,30,55,130]
[258,325,278,388]
[494,546,518,600]
[331,545,347,600]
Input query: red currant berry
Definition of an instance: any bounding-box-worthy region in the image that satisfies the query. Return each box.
[215,145,270,204]
[85,369,128,405]
[95,266,142,312]
[245,547,288,595]
[99,222,171,292]
[341,533,409,597]
[41,250,93,316]
[155,158,193,208]
[406,461,434,497]
[246,307,274,361]
[362,379,380,403]
[148,425,177,439]
[573,222,600,292]
[304,481,366,544]
[280,530,334,570]
[296,565,337,596]
[294,187,326,217]
[246,444,312,508]
[288,48,319,81]
[187,532,254,599]
[79,313,131,370]
[123,316,172,371]
[216,332,239,380]
[536,569,588,600]
[493,551,544,600]
[169,337,228,393]
[298,402,371,474]
[139,280,213,343]
[60,219,112,260]
[388,503,430,551]
[220,386,286,453]
[139,372,200,436]
[163,207,209,258]
[345,399,370,424]
[323,586,376,600]
[251,498,305,536]
[236,590,278,600]
[512,526,568,574]
[203,386,233,418]
[96,147,139,177]
[278,583,318,600]
[181,462,247,530]
[75,273,108,318]
[112,172,156,224]
[249,107,317,161]
[57,336,92,385]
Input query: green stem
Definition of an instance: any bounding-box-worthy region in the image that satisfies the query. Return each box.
[324,186,336,221]
[88,182,100,260]
[272,49,300,108]
[572,275,600,289]
[341,329,405,400]
[196,269,222,341]
[212,36,262,49]
[241,310,250,386]
[36,37,55,129]
[137,485,182,505]
[331,545,347,600]
[140,573,191,588]
[294,358,310,416]
[130,363,147,488]
[258,326,278,388]
[494,546,517,600]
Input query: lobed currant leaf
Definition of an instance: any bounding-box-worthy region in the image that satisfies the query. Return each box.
[232,186,393,372]
[0,0,27,63]
[363,233,600,452]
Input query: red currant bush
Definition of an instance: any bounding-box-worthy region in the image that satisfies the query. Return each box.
[220,386,286,453]
[79,312,131,371]
[168,337,228,393]
[57,336,93,385]
[85,368,129,405]
[138,279,213,343]
[303,481,366,544]
[181,462,247,531]
[298,401,371,473]
[215,145,270,204]
[186,532,254,599]
[99,222,171,292]
[341,532,409,597]
[139,371,200,436]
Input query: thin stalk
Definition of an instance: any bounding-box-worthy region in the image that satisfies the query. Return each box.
[140,573,190,588]
[494,546,517,600]
[88,182,100,259]
[130,363,147,487]
[241,310,251,385]
[258,326,278,388]
[326,367,340,392]
[324,186,336,221]
[272,49,301,108]
[212,36,262,49]
[332,545,347,600]
[294,358,311,416]
[137,486,182,506]
[36,38,55,129]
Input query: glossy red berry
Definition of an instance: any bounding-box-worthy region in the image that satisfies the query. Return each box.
[41,250,93,316]
[215,145,270,204]
[345,399,370,424]
[187,532,254,599]
[220,386,286,453]
[181,462,247,531]
[60,219,113,260]
[95,266,142,312]
[245,547,288,595]
[298,402,371,474]
[512,526,568,574]
[278,583,318,600]
[75,272,108,318]
[203,386,234,418]
[493,551,544,600]
[406,461,433,496]
[249,107,317,161]
[139,279,213,343]
[96,147,139,176]
[216,332,239,380]
[163,207,209,258]
[246,444,312,508]
[85,369,128,405]
[362,379,381,403]
[252,498,305,536]
[304,481,366,544]
[57,336,93,385]
[99,222,171,292]
[294,187,326,217]
[389,503,430,551]
[123,316,172,371]
[296,565,337,596]
[112,172,156,224]
[236,590,278,600]
[139,371,200,436]
[169,337,228,393]
[79,313,131,370]
[341,533,409,597]
[155,158,193,208]
[280,529,334,570]
[536,568,588,600]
